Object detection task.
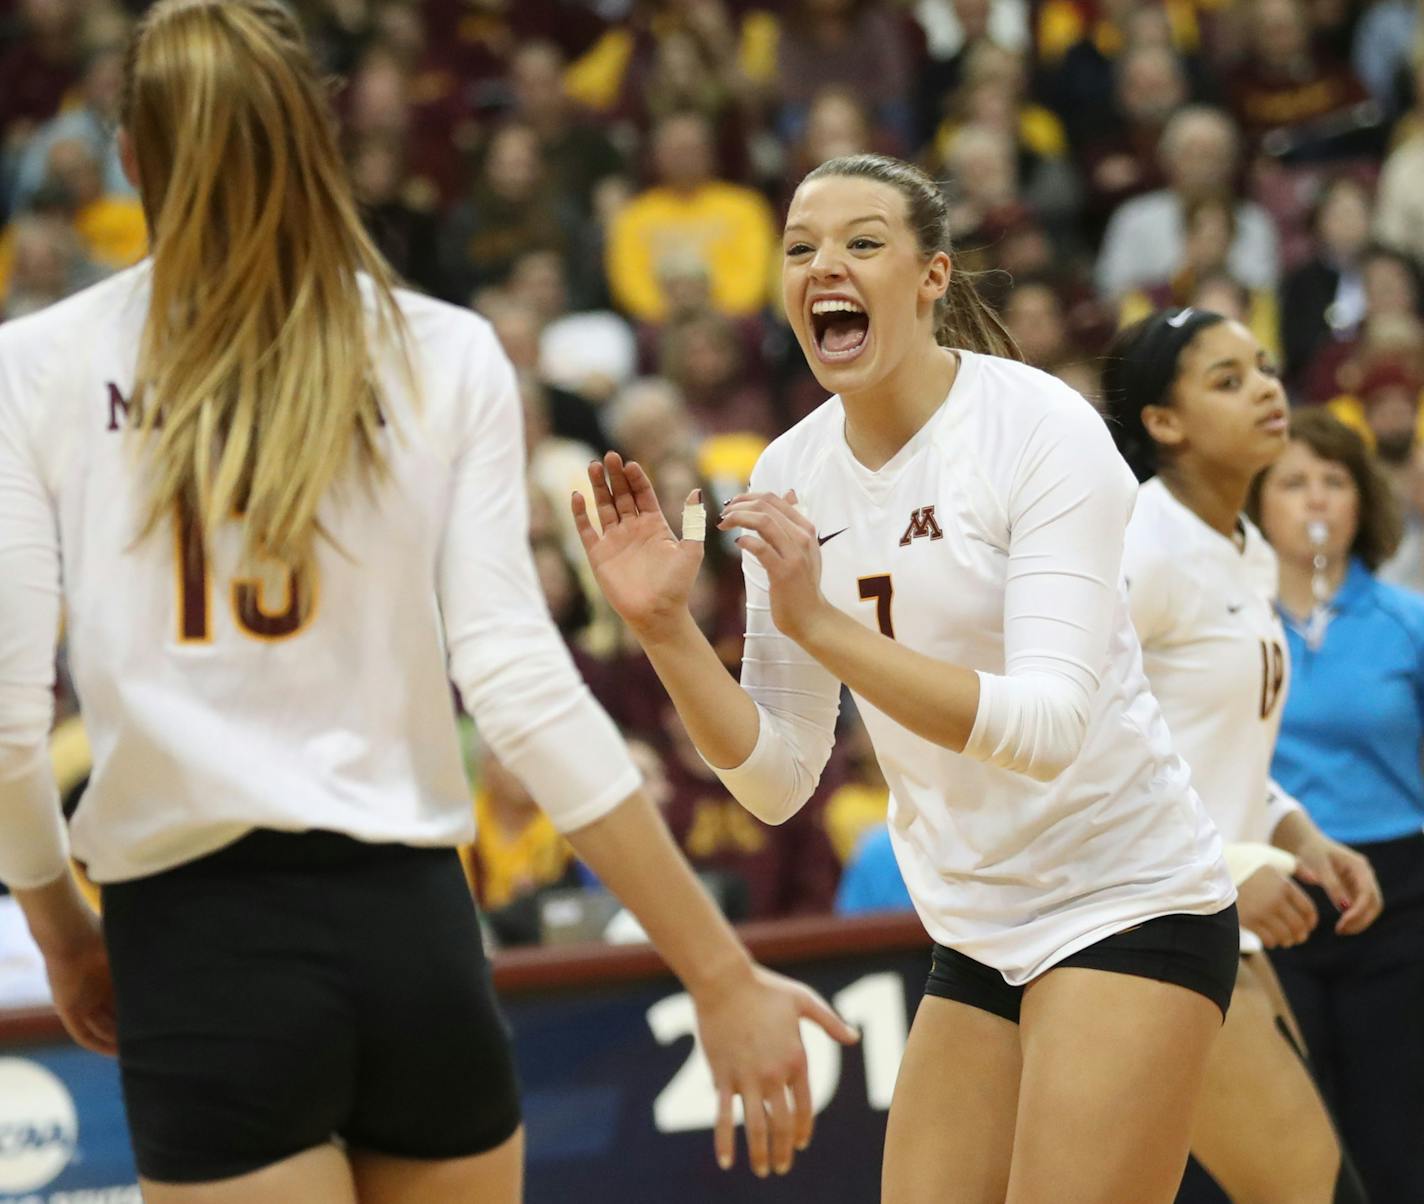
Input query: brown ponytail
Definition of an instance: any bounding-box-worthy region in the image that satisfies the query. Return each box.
[801,153,1023,362]
[937,266,1022,361]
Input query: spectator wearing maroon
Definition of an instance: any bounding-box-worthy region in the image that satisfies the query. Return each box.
[657,703,844,921]
[658,310,776,441]
[1079,43,1186,241]
[776,86,878,214]
[0,0,84,179]
[934,123,1055,280]
[775,0,916,150]
[350,132,446,300]
[635,24,754,184]
[1281,174,1375,392]
[588,0,758,186]
[1358,361,1424,593]
[1355,361,1424,467]
[419,0,606,100]
[1002,277,1081,377]
[337,45,466,212]
[1325,357,1424,591]
[992,209,1116,357]
[1226,0,1370,153]
[1298,0,1363,64]
[440,121,591,307]
[1303,245,1424,404]
[10,35,130,215]
[507,40,627,220]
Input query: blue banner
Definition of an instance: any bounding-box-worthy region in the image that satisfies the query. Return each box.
[0,946,925,1202]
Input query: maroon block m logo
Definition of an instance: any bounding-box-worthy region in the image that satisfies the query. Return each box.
[899,505,944,547]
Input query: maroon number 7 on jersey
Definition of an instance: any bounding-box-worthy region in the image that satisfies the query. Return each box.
[858,574,895,639]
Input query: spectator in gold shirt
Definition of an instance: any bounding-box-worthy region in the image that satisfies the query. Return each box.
[605,110,775,323]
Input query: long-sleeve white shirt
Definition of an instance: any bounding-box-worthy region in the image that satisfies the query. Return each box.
[713,351,1235,982]
[0,263,640,887]
[1124,478,1301,952]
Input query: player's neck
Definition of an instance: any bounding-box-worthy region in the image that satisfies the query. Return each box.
[1158,461,1251,542]
[841,344,957,472]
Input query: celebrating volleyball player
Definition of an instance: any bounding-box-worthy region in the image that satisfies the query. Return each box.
[575,154,1241,1204]
[1106,308,1381,1203]
[0,4,858,1202]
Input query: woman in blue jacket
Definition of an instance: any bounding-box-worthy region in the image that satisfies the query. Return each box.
[1249,407,1424,1203]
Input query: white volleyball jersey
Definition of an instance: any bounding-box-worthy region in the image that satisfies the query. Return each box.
[0,263,639,886]
[727,352,1234,982]
[1124,479,1291,848]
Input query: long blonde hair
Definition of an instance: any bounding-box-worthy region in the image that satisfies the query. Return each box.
[123,0,406,580]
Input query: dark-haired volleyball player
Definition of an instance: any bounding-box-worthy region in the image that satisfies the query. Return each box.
[1106,307,1381,1204]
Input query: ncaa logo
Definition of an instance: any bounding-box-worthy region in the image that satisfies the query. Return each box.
[0,1058,78,1191]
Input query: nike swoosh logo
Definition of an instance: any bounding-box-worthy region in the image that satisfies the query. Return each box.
[818,528,848,546]
[1166,308,1196,328]
[1227,604,1244,613]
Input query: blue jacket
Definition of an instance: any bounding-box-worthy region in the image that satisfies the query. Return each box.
[834,826,913,916]
[1272,558,1424,844]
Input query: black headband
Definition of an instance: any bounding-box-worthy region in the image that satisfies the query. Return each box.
[1118,307,1226,412]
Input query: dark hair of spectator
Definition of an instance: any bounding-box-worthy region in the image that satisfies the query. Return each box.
[1100,307,1227,482]
[1246,407,1403,571]
[801,154,1023,362]
[1360,242,1424,312]
[1307,172,1370,236]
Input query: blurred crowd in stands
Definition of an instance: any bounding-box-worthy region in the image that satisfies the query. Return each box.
[3,0,1423,945]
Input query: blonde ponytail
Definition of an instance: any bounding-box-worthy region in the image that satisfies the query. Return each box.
[122,0,409,586]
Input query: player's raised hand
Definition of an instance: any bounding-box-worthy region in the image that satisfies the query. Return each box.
[718,489,831,643]
[572,452,704,641]
[693,964,859,1179]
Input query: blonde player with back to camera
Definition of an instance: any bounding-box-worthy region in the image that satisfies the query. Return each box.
[1105,307,1382,1204]
[574,152,1241,1204]
[0,3,860,1202]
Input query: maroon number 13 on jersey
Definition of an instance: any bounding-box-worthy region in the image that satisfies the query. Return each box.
[176,511,315,643]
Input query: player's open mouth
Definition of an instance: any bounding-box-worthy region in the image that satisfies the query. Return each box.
[810,297,870,363]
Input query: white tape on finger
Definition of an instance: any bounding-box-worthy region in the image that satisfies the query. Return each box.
[681,500,706,542]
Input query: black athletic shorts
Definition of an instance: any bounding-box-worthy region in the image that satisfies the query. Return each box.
[925,905,1240,1024]
[101,829,522,1184]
